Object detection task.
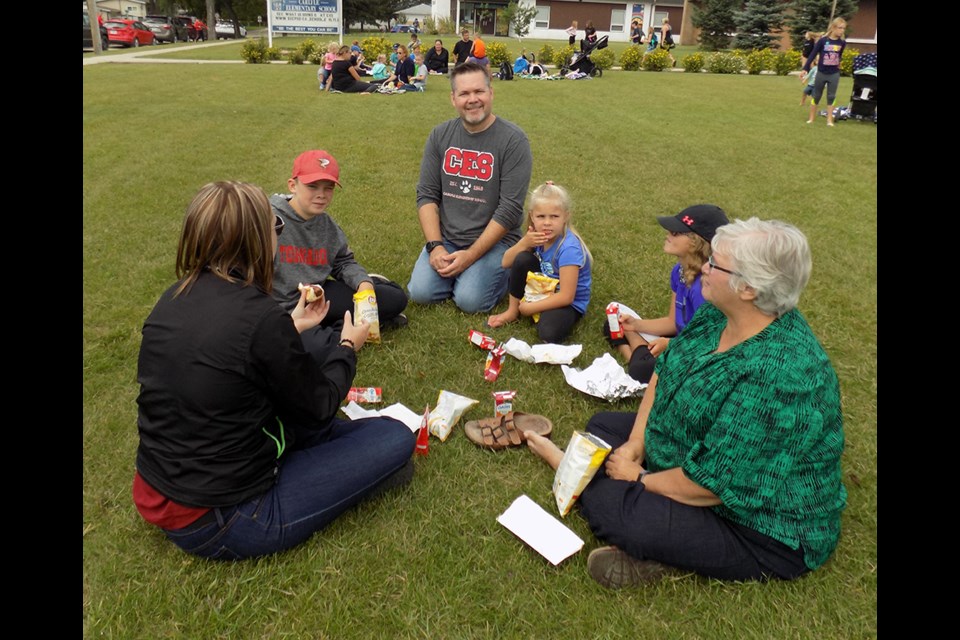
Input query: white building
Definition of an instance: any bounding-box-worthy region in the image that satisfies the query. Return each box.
[432,1,685,43]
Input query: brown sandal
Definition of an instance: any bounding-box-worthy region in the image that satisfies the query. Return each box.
[464,412,553,450]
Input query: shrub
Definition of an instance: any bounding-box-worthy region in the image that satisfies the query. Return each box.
[554,44,575,68]
[295,38,318,61]
[486,41,511,66]
[840,47,859,76]
[537,43,556,65]
[592,47,615,70]
[743,48,776,74]
[435,16,457,34]
[705,51,746,73]
[360,36,392,60]
[619,44,644,71]
[772,49,801,75]
[641,48,671,71]
[682,51,705,73]
[423,17,439,35]
[288,49,305,65]
[308,50,325,65]
[240,38,280,64]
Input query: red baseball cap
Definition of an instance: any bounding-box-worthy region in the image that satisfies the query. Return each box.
[291,150,341,187]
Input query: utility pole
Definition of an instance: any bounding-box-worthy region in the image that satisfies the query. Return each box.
[90,0,103,54]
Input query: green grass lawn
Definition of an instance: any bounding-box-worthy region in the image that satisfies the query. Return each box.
[83,59,877,639]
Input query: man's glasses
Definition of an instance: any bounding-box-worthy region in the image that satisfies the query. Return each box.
[706,255,740,277]
[274,215,285,237]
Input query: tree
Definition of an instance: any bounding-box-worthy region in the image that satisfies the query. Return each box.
[691,0,739,51]
[733,0,785,50]
[499,1,539,42]
[784,0,859,49]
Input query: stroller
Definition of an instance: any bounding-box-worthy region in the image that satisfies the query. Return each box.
[561,34,609,77]
[847,52,877,123]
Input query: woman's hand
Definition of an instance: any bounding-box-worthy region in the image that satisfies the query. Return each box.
[605,450,643,482]
[339,311,370,352]
[291,288,330,334]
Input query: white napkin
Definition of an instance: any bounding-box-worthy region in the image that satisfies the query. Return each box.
[341,401,423,432]
[496,495,584,565]
[503,338,582,365]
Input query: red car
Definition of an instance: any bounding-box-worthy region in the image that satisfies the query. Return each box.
[103,19,156,47]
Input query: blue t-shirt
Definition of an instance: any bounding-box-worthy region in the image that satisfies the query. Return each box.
[535,229,592,315]
[670,263,705,333]
[513,56,529,74]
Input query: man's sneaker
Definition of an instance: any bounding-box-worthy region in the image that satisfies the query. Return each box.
[587,546,670,589]
[367,273,391,284]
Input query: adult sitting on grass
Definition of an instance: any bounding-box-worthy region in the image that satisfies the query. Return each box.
[133,181,416,561]
[408,62,533,313]
[526,218,847,587]
[329,45,378,93]
[425,39,450,74]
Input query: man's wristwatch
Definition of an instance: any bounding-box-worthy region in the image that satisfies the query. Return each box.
[425,240,444,254]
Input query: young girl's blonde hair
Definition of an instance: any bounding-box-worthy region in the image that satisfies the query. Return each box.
[527,182,593,267]
[679,233,711,286]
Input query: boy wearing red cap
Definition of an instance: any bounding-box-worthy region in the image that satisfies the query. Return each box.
[271,150,408,357]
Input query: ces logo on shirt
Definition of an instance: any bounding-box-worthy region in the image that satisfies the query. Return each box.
[443,147,495,181]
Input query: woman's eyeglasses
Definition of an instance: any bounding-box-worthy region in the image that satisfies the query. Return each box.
[706,255,741,277]
[274,215,285,237]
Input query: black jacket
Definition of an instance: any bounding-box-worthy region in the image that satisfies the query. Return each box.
[135,271,356,507]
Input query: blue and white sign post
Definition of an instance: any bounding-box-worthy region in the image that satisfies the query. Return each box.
[267,0,343,47]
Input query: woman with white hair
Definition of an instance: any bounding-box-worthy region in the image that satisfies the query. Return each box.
[526,217,847,588]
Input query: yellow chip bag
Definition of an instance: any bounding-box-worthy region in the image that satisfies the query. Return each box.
[523,271,560,323]
[553,431,612,517]
[352,289,381,344]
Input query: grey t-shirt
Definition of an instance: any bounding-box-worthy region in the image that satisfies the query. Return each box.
[416,116,532,247]
[270,194,369,312]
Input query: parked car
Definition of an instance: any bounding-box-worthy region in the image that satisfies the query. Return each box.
[143,15,187,43]
[104,19,156,47]
[390,24,412,33]
[83,11,110,49]
[172,16,208,41]
[214,20,247,39]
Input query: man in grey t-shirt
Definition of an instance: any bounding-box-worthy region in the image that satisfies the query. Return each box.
[408,62,533,313]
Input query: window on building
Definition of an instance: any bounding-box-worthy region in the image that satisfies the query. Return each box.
[610,9,624,33]
[654,11,669,32]
[535,6,550,30]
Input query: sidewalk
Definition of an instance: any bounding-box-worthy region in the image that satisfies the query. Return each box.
[83,37,241,66]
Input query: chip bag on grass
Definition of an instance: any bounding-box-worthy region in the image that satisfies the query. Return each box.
[428,390,479,441]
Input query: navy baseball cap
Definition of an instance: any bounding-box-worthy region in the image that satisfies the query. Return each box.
[657,204,729,242]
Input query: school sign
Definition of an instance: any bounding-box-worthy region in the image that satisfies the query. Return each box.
[268,0,342,37]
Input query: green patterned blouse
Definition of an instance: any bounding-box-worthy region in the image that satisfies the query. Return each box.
[646,303,847,570]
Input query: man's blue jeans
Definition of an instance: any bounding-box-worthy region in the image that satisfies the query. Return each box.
[406,239,510,313]
[162,417,415,560]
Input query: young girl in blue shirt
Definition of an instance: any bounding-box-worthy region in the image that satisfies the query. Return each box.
[605,204,728,383]
[487,182,592,343]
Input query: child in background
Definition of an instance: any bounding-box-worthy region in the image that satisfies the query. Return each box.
[371,54,390,81]
[411,52,427,90]
[603,204,728,384]
[320,42,338,91]
[799,31,820,106]
[487,182,592,344]
[389,43,400,66]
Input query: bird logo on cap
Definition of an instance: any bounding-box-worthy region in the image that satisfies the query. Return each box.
[317,158,330,168]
